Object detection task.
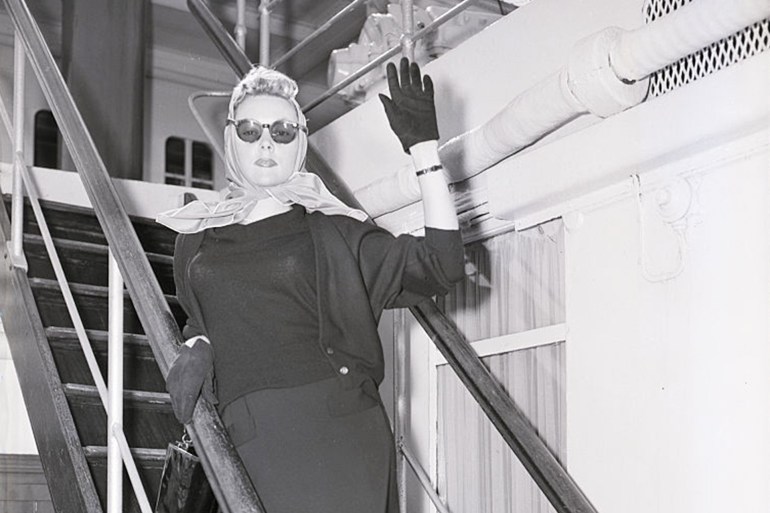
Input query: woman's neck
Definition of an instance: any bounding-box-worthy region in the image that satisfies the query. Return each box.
[240,195,293,224]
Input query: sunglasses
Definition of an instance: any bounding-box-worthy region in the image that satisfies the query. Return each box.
[227,118,307,144]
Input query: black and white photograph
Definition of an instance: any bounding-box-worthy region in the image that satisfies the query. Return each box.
[0,0,768,512]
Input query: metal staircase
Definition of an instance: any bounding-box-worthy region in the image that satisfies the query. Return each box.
[1,196,185,512]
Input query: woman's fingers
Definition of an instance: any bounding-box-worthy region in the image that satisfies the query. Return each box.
[386,61,401,99]
[399,57,411,90]
[410,61,423,93]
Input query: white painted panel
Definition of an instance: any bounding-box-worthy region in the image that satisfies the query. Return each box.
[565,148,770,512]
[0,325,38,455]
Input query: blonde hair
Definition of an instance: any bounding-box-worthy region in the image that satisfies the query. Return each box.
[228,66,300,118]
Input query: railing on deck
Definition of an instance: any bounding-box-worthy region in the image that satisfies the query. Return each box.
[0,0,265,511]
[185,1,599,512]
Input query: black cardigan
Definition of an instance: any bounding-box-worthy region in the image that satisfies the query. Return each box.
[173,209,464,392]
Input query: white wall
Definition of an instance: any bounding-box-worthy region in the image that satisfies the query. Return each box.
[0,321,38,454]
[564,143,770,513]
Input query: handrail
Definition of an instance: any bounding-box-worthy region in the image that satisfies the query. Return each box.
[185,2,599,512]
[0,1,264,512]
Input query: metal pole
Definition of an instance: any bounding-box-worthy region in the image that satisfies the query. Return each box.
[395,5,415,510]
[393,310,409,512]
[188,91,229,165]
[259,0,270,66]
[107,250,124,513]
[400,442,451,513]
[235,0,247,50]
[10,32,26,269]
[400,0,416,61]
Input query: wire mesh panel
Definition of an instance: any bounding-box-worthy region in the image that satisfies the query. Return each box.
[644,0,770,97]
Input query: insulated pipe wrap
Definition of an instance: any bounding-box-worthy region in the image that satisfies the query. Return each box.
[439,69,583,183]
[567,27,649,118]
[610,0,770,81]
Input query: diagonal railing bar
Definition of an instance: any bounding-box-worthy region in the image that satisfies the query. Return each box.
[411,301,597,513]
[271,0,367,69]
[399,441,451,513]
[186,2,599,512]
[187,0,251,78]
[1,1,263,512]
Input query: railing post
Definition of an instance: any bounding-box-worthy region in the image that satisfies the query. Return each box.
[235,0,247,50]
[10,32,27,271]
[395,3,415,511]
[259,0,270,66]
[400,0,416,62]
[107,250,124,513]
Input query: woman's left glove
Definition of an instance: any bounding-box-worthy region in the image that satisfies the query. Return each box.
[166,340,217,424]
[379,57,439,154]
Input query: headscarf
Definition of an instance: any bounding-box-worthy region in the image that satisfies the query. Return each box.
[156,68,367,234]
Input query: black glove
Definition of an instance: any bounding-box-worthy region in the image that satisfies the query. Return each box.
[379,57,439,154]
[166,340,217,424]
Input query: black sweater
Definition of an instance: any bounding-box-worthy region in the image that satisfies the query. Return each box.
[174,207,464,408]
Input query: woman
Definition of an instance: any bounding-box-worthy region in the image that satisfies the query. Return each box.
[157,58,463,512]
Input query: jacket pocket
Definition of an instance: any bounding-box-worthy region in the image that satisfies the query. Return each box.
[326,373,381,417]
[220,397,258,448]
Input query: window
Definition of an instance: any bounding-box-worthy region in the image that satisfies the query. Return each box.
[33,110,60,168]
[164,137,214,189]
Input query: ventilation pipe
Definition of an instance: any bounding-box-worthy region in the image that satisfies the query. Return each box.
[355,0,770,218]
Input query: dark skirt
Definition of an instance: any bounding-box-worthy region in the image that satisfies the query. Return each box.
[219,376,398,513]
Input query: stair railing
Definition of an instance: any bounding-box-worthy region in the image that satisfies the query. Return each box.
[186,1,598,512]
[0,0,264,511]
[0,64,154,513]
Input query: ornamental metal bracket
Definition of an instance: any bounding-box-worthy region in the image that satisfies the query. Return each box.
[635,175,701,283]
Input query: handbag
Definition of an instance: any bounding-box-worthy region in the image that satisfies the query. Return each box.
[155,430,218,513]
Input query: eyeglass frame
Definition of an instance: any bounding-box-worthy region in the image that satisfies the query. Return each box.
[226,117,308,144]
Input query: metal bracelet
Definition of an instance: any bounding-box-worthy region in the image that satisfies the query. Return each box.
[415,164,443,177]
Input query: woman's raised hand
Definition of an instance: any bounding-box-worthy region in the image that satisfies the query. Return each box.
[378,57,439,154]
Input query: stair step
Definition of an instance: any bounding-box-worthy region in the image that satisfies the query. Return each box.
[29,277,179,304]
[83,446,169,512]
[47,327,152,352]
[47,327,166,392]
[29,277,186,333]
[83,446,168,466]
[23,233,175,293]
[4,195,177,256]
[63,383,180,449]
[63,383,171,407]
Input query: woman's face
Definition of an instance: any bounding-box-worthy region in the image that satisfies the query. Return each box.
[232,95,302,188]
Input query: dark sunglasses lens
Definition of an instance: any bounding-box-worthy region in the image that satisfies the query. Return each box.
[236,120,263,143]
[270,121,298,144]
